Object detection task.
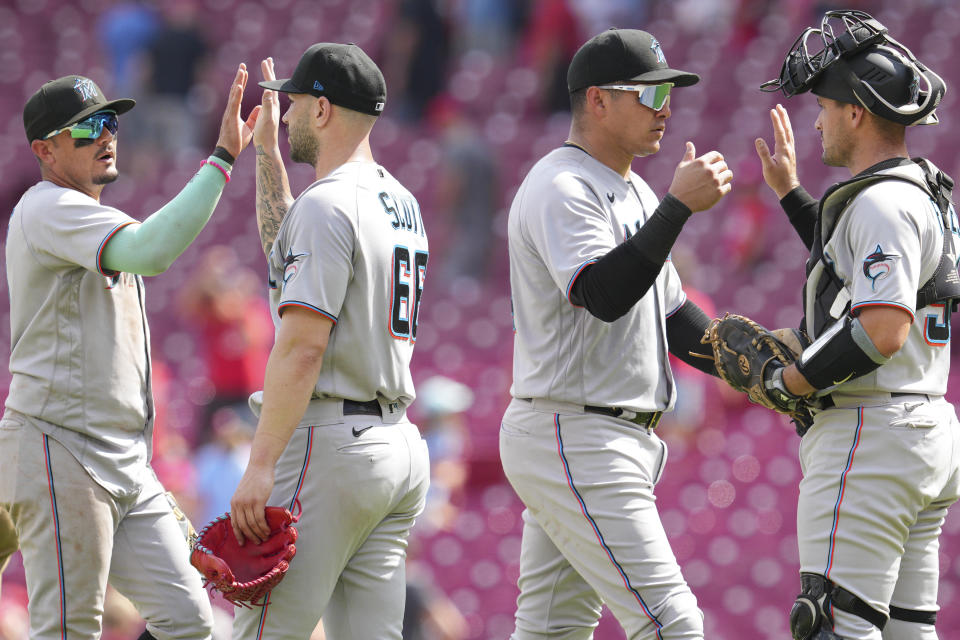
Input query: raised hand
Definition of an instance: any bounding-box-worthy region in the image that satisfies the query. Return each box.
[216,63,259,159]
[755,104,801,199]
[254,57,281,150]
[667,141,734,212]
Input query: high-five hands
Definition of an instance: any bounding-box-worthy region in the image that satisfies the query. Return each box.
[668,141,734,212]
[755,104,801,199]
[253,57,281,150]
[216,63,258,159]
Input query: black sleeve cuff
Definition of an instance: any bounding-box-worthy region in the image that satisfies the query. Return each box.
[667,300,718,376]
[780,186,816,216]
[779,186,818,249]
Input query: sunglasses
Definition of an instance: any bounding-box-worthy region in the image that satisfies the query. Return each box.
[596,83,673,111]
[43,111,119,140]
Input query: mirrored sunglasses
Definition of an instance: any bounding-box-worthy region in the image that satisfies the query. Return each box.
[597,83,673,111]
[43,111,119,140]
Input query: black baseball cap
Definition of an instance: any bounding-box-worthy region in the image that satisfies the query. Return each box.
[260,43,386,116]
[568,28,700,93]
[23,75,135,142]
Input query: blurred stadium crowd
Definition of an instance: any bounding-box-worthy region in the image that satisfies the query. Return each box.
[2,0,960,638]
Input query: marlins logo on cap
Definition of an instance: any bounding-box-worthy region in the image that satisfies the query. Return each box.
[650,39,666,64]
[74,77,98,102]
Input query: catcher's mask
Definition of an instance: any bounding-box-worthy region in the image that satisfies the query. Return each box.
[761,10,945,126]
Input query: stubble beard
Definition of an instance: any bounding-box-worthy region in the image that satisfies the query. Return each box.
[93,170,119,185]
[821,142,847,168]
[289,120,320,167]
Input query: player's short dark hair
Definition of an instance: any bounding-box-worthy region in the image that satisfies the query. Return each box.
[866,107,906,142]
[569,88,587,114]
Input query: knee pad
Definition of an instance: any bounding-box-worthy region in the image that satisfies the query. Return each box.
[790,573,893,640]
[790,573,837,640]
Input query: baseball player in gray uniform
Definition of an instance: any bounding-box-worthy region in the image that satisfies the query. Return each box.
[0,68,256,638]
[500,29,733,639]
[228,44,430,639]
[753,10,960,640]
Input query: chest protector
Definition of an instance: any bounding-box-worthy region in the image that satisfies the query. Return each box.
[804,158,960,338]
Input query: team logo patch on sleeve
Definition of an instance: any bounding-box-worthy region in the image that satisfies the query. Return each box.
[862,244,900,290]
[282,249,311,287]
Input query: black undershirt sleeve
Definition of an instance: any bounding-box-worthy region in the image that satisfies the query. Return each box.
[780,186,818,250]
[666,300,718,376]
[568,193,692,322]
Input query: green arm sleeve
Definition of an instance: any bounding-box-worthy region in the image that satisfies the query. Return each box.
[100,156,232,276]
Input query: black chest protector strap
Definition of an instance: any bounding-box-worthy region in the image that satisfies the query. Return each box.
[805,159,960,337]
[914,159,960,310]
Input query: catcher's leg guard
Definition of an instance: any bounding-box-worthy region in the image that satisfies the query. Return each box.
[790,573,838,640]
[889,605,937,625]
[791,573,888,640]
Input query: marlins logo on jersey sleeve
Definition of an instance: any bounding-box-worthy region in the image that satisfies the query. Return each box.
[862,244,900,291]
[281,249,311,287]
[842,184,927,319]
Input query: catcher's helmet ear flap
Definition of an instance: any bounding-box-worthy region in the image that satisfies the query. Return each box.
[812,45,945,126]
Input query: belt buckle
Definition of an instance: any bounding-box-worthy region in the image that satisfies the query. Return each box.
[623,410,662,432]
[646,411,662,431]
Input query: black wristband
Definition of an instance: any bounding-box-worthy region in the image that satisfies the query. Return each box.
[212,146,236,165]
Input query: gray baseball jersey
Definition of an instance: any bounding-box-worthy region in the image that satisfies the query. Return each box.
[806,163,954,396]
[265,161,427,408]
[508,146,685,411]
[5,181,153,498]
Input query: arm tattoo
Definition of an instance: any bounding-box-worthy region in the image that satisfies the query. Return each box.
[255,144,293,255]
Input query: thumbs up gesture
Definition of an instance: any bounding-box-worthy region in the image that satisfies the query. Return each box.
[667,141,733,212]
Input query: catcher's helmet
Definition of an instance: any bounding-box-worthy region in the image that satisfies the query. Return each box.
[761,10,945,126]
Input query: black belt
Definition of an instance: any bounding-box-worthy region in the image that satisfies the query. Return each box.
[820,392,933,409]
[343,399,382,417]
[584,404,663,430]
[519,398,662,430]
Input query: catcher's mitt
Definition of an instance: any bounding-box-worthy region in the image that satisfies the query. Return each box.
[703,313,815,433]
[190,506,299,607]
